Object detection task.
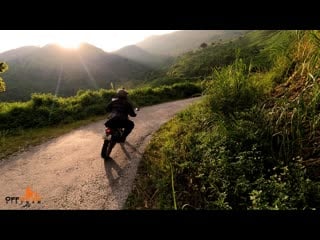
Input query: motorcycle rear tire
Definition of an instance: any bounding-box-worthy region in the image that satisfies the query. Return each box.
[101,139,109,159]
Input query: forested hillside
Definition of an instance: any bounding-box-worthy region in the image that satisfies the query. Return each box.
[136,30,249,56]
[0,43,151,101]
[167,30,294,79]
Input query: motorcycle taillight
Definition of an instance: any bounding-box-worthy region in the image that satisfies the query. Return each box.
[105,128,112,134]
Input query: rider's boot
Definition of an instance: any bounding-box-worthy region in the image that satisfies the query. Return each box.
[105,146,112,159]
[118,136,126,143]
[105,141,116,160]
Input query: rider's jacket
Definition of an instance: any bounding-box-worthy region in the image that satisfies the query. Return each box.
[106,97,136,120]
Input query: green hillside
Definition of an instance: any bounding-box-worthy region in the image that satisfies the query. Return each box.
[167,30,296,79]
[126,30,320,210]
[137,30,249,57]
[143,30,294,88]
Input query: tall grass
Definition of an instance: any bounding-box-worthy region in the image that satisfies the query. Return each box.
[205,57,263,116]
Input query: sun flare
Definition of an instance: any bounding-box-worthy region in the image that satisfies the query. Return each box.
[55,39,81,49]
[0,30,179,54]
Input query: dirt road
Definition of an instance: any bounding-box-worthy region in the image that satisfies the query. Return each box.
[0,97,200,209]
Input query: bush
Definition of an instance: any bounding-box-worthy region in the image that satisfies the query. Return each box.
[205,58,263,116]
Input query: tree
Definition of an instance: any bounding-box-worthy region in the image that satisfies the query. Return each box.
[200,42,208,49]
[0,62,8,92]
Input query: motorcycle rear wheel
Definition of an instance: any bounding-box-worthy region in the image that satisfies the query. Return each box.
[101,139,109,159]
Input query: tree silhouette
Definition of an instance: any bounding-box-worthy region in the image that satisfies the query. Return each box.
[200,42,208,49]
[0,62,9,92]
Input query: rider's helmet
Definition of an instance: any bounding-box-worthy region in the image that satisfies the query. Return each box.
[117,88,128,99]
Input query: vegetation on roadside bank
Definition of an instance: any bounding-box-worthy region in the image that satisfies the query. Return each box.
[126,30,320,210]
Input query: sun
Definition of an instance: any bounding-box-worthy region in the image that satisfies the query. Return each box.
[55,39,81,49]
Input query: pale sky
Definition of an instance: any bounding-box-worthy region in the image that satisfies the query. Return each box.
[0,30,179,54]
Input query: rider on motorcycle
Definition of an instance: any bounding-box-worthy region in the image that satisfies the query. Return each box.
[104,88,137,143]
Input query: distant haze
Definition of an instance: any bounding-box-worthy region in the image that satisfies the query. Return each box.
[0,30,179,54]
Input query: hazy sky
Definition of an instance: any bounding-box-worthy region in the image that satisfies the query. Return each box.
[0,30,179,54]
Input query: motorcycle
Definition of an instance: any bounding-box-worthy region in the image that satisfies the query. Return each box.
[101,108,139,160]
[100,127,123,160]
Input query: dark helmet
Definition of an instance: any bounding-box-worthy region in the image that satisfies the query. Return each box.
[117,88,128,98]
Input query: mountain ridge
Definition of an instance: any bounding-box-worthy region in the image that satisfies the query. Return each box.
[0,30,251,101]
[114,45,172,68]
[0,43,151,101]
[136,30,249,56]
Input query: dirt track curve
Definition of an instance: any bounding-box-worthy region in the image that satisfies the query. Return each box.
[0,97,200,209]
